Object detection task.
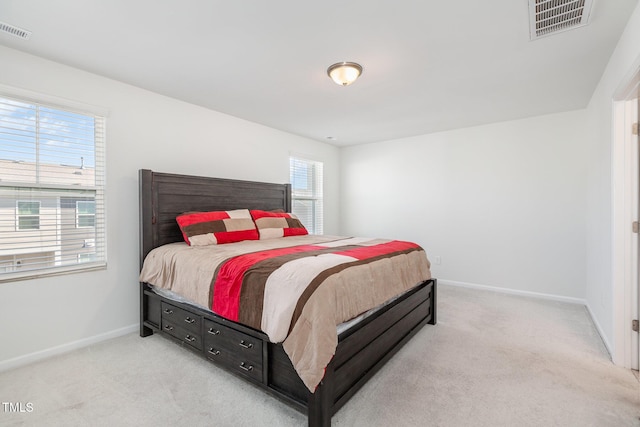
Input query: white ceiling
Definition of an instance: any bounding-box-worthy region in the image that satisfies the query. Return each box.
[0,0,637,146]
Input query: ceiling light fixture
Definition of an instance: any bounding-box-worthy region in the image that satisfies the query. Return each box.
[327,62,363,86]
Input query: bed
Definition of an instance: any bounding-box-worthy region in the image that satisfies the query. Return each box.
[138,169,437,427]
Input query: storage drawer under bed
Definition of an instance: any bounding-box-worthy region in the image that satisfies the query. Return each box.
[203,318,263,382]
[161,319,203,351]
[161,302,202,334]
[161,302,203,350]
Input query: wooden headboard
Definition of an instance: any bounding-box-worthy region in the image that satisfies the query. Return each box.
[139,169,291,267]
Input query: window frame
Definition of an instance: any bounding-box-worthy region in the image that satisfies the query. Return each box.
[289,155,324,235]
[76,200,96,228]
[0,85,108,283]
[16,200,41,231]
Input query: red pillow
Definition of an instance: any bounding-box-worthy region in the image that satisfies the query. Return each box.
[250,210,308,239]
[176,209,258,246]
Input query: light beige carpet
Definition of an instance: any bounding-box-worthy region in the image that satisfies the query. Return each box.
[1,285,638,426]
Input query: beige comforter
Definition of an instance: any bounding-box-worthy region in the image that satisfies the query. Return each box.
[139,235,431,391]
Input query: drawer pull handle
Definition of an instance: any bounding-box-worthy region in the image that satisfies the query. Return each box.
[164,325,174,331]
[184,317,196,324]
[163,309,174,314]
[239,362,253,372]
[239,340,253,349]
[207,348,220,356]
[208,328,220,335]
[185,335,196,343]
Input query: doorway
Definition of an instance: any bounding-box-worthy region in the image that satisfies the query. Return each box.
[636,89,640,372]
[612,68,640,371]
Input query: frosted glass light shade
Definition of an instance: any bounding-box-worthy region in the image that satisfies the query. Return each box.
[327,62,363,86]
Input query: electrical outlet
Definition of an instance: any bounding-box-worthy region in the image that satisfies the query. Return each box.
[434,256,441,265]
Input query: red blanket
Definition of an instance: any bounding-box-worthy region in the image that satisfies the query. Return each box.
[210,240,423,340]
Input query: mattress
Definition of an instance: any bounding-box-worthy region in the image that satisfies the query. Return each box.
[149,282,408,336]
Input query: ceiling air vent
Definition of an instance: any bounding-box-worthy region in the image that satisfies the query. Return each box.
[0,21,32,40]
[529,0,593,40]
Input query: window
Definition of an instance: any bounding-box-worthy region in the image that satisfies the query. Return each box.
[0,92,106,281]
[16,201,40,230]
[289,156,323,234]
[77,253,96,263]
[76,200,95,228]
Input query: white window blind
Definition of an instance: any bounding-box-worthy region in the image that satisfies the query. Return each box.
[0,94,106,281]
[289,156,323,234]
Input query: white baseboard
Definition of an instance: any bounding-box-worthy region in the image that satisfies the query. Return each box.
[585,303,614,359]
[0,324,139,373]
[438,279,587,305]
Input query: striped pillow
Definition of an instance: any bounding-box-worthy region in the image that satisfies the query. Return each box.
[176,209,258,246]
[250,210,308,239]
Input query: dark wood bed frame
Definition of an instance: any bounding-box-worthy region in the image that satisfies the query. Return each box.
[138,169,437,427]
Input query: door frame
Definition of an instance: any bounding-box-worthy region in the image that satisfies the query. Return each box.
[612,64,640,369]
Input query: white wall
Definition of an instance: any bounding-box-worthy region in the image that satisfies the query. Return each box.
[584,2,640,358]
[340,110,588,300]
[339,1,640,359]
[0,45,340,366]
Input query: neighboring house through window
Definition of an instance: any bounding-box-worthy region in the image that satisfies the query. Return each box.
[289,156,323,234]
[16,201,40,230]
[0,89,107,281]
[76,200,96,228]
